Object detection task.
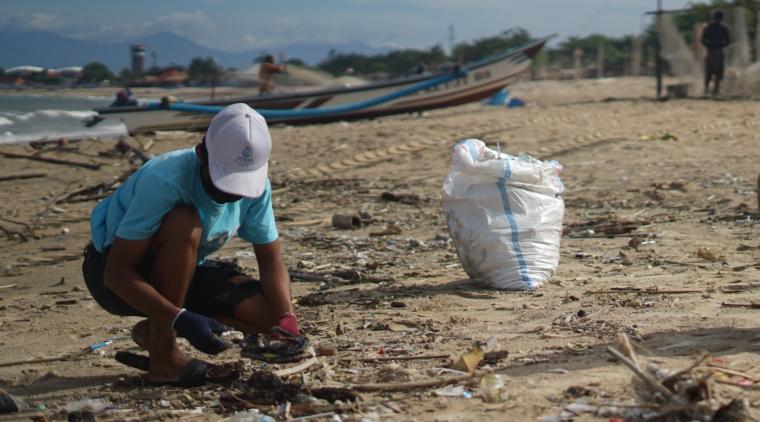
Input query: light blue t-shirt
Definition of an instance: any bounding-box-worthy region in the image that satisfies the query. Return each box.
[90,148,278,262]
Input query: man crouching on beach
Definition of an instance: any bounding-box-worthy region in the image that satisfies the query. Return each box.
[81,103,299,386]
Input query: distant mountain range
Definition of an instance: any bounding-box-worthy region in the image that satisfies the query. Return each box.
[0,30,393,71]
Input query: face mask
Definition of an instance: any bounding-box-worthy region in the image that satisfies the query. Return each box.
[200,160,243,204]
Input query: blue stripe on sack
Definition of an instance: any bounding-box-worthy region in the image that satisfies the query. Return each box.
[497,159,533,289]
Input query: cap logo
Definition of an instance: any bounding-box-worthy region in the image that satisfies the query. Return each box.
[236,146,257,168]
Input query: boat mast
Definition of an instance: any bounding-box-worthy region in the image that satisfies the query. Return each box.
[655,0,663,100]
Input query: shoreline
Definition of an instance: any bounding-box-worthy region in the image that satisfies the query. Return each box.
[0,84,318,100]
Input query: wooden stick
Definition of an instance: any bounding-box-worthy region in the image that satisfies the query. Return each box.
[54,168,134,204]
[117,139,152,163]
[0,354,70,368]
[52,183,106,204]
[290,412,336,422]
[721,302,760,309]
[606,346,678,402]
[280,218,327,227]
[0,215,31,229]
[0,284,17,290]
[662,353,710,385]
[586,288,702,295]
[65,193,110,203]
[0,150,101,170]
[0,172,47,182]
[339,354,450,362]
[274,357,319,378]
[0,223,28,239]
[618,333,640,370]
[566,233,642,239]
[713,378,760,390]
[347,369,491,392]
[705,364,760,381]
[289,271,339,283]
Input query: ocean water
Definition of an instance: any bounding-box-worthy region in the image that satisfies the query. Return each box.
[0,94,127,144]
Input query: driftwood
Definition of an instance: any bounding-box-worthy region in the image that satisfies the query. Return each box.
[346,369,492,392]
[721,302,760,309]
[339,353,450,363]
[0,150,101,170]
[289,271,340,283]
[606,345,678,402]
[55,167,136,204]
[0,172,46,182]
[0,354,71,368]
[290,269,393,285]
[599,333,760,420]
[274,357,320,378]
[0,222,28,240]
[661,354,710,385]
[117,139,153,163]
[280,218,327,227]
[566,232,645,239]
[586,288,703,295]
[338,350,507,363]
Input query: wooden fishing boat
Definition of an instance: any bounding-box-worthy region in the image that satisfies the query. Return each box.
[91,36,550,134]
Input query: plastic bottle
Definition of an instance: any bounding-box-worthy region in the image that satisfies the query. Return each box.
[479,374,507,403]
[227,410,275,422]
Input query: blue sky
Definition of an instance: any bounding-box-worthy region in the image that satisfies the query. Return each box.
[2,0,700,51]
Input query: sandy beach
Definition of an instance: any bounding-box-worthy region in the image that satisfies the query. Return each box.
[1,76,759,421]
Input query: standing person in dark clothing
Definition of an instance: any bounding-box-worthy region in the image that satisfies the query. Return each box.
[701,10,730,98]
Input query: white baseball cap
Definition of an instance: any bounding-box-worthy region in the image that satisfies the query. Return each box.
[205,103,271,198]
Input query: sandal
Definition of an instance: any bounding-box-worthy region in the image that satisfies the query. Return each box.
[114,351,236,387]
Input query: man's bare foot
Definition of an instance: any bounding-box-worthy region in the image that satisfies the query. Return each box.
[146,318,192,384]
[131,319,149,350]
[148,349,193,384]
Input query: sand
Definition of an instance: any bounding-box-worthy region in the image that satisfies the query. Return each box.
[0,76,759,421]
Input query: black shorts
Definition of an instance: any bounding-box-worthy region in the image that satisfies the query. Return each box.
[82,242,261,318]
[705,50,724,81]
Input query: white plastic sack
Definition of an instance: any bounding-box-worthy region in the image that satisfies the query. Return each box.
[441,139,564,290]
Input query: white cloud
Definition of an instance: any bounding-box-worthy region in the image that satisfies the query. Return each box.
[153,11,216,36]
[243,34,257,46]
[11,10,218,44]
[4,12,62,31]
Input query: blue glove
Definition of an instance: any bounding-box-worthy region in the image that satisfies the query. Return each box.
[172,309,233,355]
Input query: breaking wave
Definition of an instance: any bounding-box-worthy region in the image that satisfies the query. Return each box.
[0,94,126,145]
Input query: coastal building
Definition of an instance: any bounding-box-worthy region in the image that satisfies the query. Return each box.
[4,66,46,76]
[131,68,188,87]
[55,67,83,79]
[130,44,146,75]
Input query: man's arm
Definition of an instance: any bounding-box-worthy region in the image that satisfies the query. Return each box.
[253,240,293,318]
[104,237,179,325]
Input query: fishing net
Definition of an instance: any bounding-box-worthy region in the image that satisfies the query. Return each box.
[656,6,759,98]
[721,7,760,98]
[724,62,760,98]
[656,14,701,79]
[726,7,751,70]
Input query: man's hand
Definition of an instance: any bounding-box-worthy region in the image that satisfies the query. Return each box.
[275,312,300,337]
[172,309,233,355]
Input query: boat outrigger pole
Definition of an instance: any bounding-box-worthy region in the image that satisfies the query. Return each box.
[146,66,469,120]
